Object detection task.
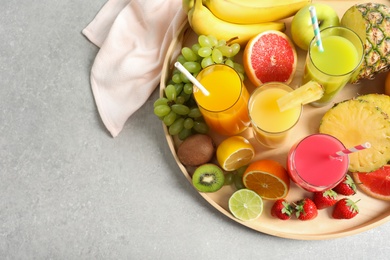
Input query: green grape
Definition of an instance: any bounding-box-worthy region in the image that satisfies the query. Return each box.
[171,104,190,115]
[188,107,202,118]
[224,172,234,186]
[164,84,177,101]
[230,43,241,56]
[198,35,212,47]
[201,56,214,69]
[178,128,192,140]
[154,105,171,117]
[193,121,209,134]
[181,47,198,62]
[207,35,218,47]
[183,83,193,95]
[183,118,194,129]
[191,43,201,55]
[216,39,226,47]
[183,61,201,74]
[169,118,185,135]
[198,47,212,58]
[225,59,234,68]
[217,45,233,57]
[175,95,186,105]
[233,63,244,74]
[179,92,191,102]
[179,73,190,83]
[172,73,182,84]
[238,72,245,81]
[174,83,183,95]
[233,170,245,190]
[153,97,168,107]
[177,54,187,65]
[163,111,177,126]
[211,48,223,64]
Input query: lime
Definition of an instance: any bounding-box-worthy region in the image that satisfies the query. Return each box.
[228,189,263,221]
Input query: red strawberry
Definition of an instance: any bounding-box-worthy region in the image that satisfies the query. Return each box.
[312,190,338,209]
[333,174,357,196]
[294,198,318,221]
[271,199,294,220]
[332,198,360,219]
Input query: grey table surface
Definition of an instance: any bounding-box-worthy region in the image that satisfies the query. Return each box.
[1,1,390,259]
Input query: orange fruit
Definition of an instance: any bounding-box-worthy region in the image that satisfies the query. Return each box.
[243,159,290,200]
[216,136,255,171]
[352,165,390,201]
[385,71,390,96]
[243,30,297,87]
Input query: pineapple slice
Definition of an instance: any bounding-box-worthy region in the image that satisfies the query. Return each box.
[319,99,390,172]
[358,93,390,115]
[277,81,324,112]
[341,3,390,83]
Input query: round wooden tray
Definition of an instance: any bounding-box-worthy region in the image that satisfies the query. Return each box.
[159,0,390,240]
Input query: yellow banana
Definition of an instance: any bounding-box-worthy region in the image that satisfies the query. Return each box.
[188,0,286,46]
[203,0,312,24]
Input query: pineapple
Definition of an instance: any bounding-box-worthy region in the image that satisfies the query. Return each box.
[341,3,390,83]
[319,99,390,172]
[358,93,390,115]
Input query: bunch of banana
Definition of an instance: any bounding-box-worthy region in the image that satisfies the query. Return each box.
[187,0,299,46]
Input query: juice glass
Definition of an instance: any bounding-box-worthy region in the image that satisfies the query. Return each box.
[287,134,349,192]
[302,26,364,107]
[194,64,250,136]
[248,82,302,148]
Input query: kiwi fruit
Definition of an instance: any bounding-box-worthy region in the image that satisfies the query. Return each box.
[177,134,215,166]
[192,164,225,193]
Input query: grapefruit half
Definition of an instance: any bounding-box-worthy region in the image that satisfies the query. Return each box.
[352,165,390,201]
[243,30,297,87]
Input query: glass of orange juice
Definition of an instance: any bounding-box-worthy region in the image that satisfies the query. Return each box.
[194,64,250,136]
[248,82,302,148]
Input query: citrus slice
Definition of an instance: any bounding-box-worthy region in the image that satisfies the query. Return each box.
[228,189,263,221]
[216,136,255,171]
[243,159,290,200]
[277,81,324,112]
[243,30,297,87]
[352,165,390,201]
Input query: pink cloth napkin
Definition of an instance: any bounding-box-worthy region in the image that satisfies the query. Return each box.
[83,0,187,137]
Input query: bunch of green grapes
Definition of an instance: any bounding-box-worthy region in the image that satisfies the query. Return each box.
[154,35,244,140]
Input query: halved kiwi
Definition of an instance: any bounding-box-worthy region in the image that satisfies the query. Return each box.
[192,164,225,193]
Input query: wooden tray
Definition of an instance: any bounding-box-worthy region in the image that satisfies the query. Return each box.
[159,0,390,240]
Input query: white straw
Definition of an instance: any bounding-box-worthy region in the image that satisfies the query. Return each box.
[334,142,371,157]
[174,62,210,96]
[309,6,324,52]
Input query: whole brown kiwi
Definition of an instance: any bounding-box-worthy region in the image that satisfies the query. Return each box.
[177,134,215,166]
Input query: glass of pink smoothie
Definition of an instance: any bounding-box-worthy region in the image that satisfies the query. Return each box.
[287,134,349,192]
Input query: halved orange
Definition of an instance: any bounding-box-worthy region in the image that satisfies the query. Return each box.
[216,136,255,171]
[352,165,390,201]
[243,159,290,200]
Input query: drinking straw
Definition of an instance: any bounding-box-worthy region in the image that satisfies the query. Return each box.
[309,6,324,52]
[174,62,210,96]
[333,142,371,157]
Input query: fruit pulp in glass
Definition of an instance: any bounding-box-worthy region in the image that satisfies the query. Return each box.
[287,134,349,192]
[194,64,250,136]
[248,82,301,148]
[303,34,360,106]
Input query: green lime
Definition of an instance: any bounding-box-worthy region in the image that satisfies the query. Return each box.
[228,189,263,221]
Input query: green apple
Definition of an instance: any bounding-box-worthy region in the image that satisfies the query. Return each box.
[291,3,340,51]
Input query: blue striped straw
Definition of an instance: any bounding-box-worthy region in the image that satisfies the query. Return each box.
[309,6,324,52]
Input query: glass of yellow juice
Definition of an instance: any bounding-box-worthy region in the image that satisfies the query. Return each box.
[302,26,364,107]
[248,82,302,148]
[194,64,250,136]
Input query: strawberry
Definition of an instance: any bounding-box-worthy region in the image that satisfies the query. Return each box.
[312,190,338,209]
[271,199,294,220]
[294,198,318,221]
[333,174,357,196]
[332,198,360,219]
